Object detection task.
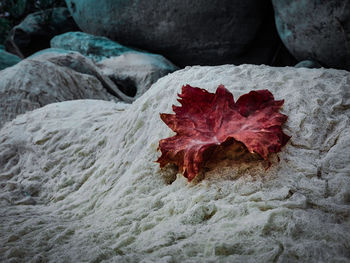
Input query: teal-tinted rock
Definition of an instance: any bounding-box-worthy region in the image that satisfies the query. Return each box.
[51,31,135,62]
[295,60,322,69]
[0,50,21,70]
[64,0,283,67]
[272,0,350,70]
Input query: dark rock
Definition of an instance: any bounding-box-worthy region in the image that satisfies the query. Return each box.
[65,0,287,67]
[0,49,21,70]
[50,31,135,62]
[5,7,79,58]
[295,60,322,69]
[272,0,350,70]
[97,52,178,98]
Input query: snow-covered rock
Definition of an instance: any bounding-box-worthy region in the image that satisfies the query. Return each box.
[97,52,178,98]
[0,58,116,128]
[0,65,349,262]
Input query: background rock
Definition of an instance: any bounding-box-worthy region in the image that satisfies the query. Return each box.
[295,60,322,69]
[5,7,79,58]
[0,0,67,45]
[65,0,293,67]
[30,49,135,102]
[0,64,349,262]
[272,0,350,70]
[97,52,178,98]
[0,48,21,70]
[0,58,117,128]
[51,31,135,62]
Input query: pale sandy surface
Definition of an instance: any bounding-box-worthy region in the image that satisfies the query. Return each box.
[0,65,349,262]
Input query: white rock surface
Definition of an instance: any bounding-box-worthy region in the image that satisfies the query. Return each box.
[0,65,349,262]
[0,59,117,128]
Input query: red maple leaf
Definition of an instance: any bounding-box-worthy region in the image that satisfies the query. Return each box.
[157,84,290,181]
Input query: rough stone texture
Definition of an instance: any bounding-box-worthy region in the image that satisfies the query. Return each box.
[30,49,136,102]
[0,59,117,128]
[65,0,288,67]
[50,31,135,62]
[272,0,350,71]
[0,64,349,262]
[97,52,178,98]
[0,49,21,70]
[5,7,79,58]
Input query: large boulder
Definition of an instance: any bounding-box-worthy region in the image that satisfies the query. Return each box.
[0,49,21,70]
[0,64,349,262]
[65,0,289,67]
[272,0,350,70]
[5,7,79,58]
[0,58,117,128]
[50,31,135,62]
[97,52,178,98]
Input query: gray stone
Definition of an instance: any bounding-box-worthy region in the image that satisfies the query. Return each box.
[272,0,350,70]
[29,49,135,103]
[5,7,79,58]
[0,49,21,70]
[0,59,117,128]
[295,60,322,69]
[97,52,178,98]
[51,31,135,62]
[65,0,285,67]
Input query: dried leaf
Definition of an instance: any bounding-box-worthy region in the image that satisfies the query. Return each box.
[157,84,290,181]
